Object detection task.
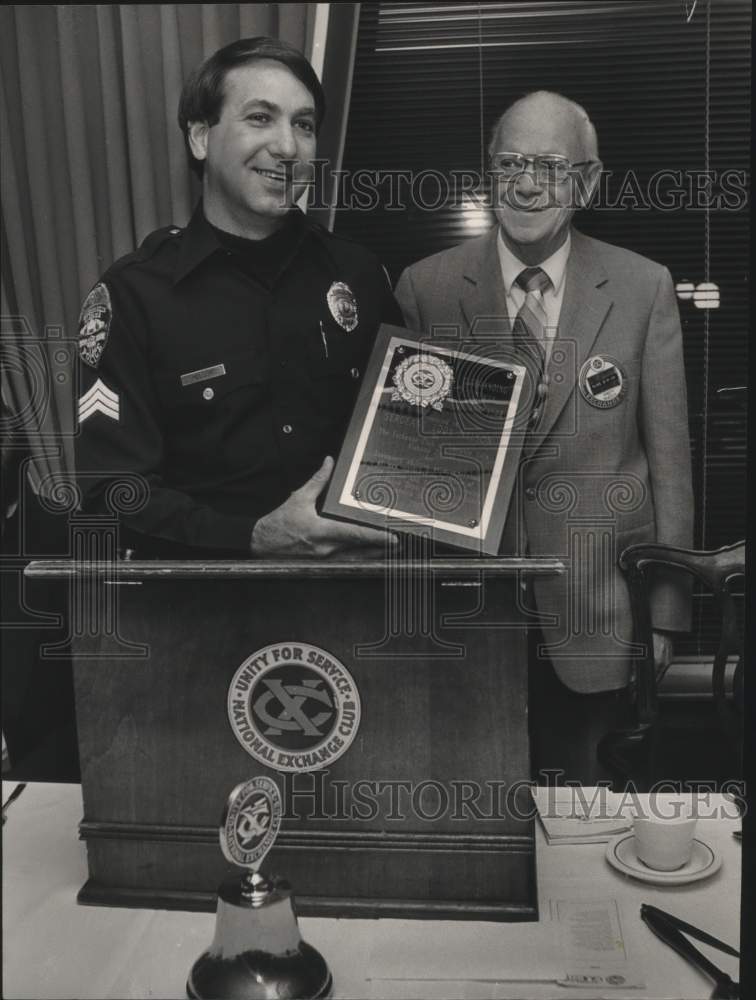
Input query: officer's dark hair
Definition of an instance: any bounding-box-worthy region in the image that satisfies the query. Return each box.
[178,36,326,179]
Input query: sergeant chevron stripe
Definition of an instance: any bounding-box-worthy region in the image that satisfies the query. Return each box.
[78,379,120,424]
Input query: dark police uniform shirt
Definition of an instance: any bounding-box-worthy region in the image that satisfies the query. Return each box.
[74,203,403,556]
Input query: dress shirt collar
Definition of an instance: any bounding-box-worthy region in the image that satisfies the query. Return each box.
[496,228,571,297]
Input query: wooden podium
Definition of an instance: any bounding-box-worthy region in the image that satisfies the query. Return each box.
[26,554,562,921]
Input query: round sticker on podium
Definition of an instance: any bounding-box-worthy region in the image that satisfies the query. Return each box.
[227,642,361,772]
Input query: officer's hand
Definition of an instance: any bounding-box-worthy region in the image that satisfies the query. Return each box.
[652,629,674,682]
[250,457,398,557]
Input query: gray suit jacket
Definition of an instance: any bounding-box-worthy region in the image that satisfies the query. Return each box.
[395,227,694,693]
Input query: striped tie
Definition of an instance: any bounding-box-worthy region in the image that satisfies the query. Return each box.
[513,267,551,425]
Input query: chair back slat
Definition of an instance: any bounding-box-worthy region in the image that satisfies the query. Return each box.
[601,541,745,788]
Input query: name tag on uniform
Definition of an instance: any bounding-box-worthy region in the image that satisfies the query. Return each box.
[180,364,226,387]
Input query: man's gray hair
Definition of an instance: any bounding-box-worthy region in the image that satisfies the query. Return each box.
[488,91,599,161]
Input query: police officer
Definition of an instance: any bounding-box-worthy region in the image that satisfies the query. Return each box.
[75,37,401,558]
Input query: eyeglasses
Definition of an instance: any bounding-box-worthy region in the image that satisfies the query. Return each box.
[490,152,595,184]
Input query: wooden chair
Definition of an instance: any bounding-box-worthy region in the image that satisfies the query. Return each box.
[599,541,745,789]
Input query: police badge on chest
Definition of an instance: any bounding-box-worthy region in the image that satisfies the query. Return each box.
[326,281,358,332]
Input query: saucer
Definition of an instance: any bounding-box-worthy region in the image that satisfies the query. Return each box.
[606,833,722,885]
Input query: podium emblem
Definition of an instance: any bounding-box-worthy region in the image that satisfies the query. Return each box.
[228,642,361,772]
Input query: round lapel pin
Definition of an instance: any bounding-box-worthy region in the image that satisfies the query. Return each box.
[579,355,628,409]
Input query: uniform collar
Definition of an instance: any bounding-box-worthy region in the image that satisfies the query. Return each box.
[173,203,324,285]
[172,203,222,285]
[496,228,572,296]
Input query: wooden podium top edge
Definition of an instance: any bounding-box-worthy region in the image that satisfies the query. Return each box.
[24,558,565,579]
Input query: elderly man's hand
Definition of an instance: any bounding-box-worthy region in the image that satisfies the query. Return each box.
[652,629,674,682]
[250,457,397,558]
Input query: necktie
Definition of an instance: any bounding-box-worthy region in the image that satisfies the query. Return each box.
[513,266,551,425]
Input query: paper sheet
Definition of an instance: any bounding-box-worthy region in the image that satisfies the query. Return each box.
[367,917,560,983]
[554,899,645,989]
[532,786,635,844]
[367,899,642,988]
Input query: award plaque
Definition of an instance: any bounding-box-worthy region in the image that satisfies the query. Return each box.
[322,323,529,554]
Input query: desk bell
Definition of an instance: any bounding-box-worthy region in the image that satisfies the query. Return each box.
[187,776,331,999]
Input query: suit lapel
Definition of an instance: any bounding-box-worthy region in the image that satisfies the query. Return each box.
[451,227,613,454]
[526,230,613,452]
[458,228,511,337]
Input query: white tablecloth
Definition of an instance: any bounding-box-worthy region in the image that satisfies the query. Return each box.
[2,782,741,999]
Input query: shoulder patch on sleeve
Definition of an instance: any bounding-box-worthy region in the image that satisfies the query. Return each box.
[78,283,112,368]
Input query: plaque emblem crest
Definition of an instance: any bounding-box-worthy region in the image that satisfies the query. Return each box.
[579,355,627,409]
[228,642,361,772]
[392,354,454,411]
[326,281,358,331]
[221,776,282,869]
[78,283,112,368]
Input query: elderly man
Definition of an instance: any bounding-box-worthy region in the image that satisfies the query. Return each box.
[396,91,694,781]
[75,36,400,558]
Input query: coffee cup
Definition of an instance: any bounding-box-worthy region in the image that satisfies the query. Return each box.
[633,802,697,871]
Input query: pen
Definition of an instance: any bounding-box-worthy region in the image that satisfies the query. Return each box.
[640,904,739,999]
[2,782,27,824]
